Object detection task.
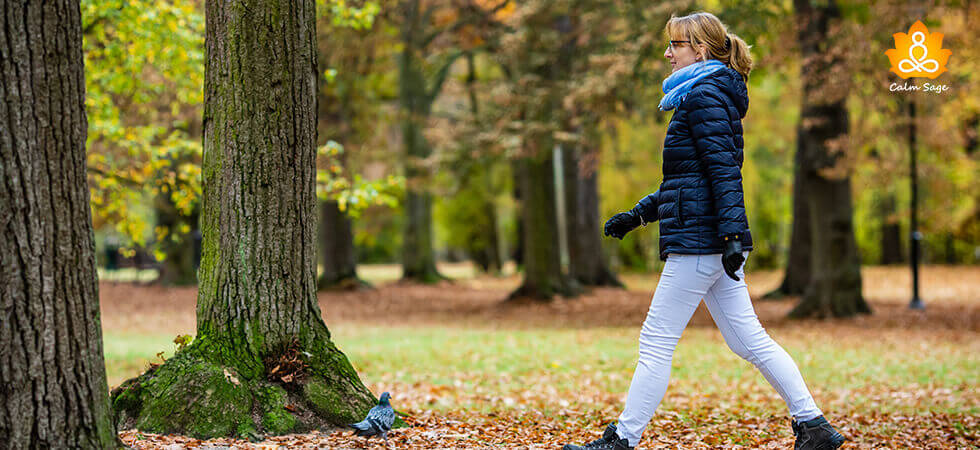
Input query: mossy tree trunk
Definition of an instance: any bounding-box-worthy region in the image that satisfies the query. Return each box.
[788,0,871,319]
[110,0,382,438]
[0,1,119,447]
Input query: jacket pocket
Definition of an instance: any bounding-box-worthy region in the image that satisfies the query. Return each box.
[676,188,685,227]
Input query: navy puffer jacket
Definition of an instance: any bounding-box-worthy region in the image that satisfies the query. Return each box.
[632,65,753,261]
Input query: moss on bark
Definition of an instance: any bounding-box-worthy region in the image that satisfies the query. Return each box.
[111,337,385,439]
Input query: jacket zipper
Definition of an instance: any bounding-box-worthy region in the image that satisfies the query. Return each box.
[677,188,684,226]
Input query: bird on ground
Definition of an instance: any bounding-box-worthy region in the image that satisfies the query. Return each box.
[348,391,396,445]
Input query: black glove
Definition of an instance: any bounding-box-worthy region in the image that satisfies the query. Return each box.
[722,235,744,281]
[604,210,642,240]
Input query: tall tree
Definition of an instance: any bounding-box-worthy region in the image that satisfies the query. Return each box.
[502,4,585,300]
[788,0,871,318]
[0,1,118,447]
[762,138,812,298]
[395,0,510,282]
[555,7,623,288]
[397,0,455,283]
[110,0,379,438]
[313,5,394,291]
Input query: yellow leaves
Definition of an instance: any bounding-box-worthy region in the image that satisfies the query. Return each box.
[154,226,169,243]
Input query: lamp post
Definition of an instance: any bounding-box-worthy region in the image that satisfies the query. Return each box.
[908,90,924,309]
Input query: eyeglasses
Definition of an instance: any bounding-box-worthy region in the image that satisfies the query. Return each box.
[666,40,691,51]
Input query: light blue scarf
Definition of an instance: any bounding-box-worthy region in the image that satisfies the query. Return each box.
[658,59,727,111]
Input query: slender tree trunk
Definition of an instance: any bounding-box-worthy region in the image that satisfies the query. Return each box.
[0,1,119,447]
[879,192,903,264]
[511,159,525,267]
[763,132,811,299]
[788,0,871,318]
[563,145,623,287]
[318,200,366,289]
[313,21,367,291]
[110,0,379,438]
[155,189,200,285]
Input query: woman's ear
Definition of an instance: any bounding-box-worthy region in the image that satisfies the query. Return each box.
[697,44,708,61]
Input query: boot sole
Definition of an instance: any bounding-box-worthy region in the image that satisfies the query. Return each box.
[817,433,846,450]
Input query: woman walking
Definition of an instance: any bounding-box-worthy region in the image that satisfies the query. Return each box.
[562,12,846,450]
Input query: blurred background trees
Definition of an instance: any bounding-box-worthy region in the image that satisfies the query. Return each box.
[82,0,978,317]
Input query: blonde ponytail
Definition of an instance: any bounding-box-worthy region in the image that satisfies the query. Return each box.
[726,32,753,82]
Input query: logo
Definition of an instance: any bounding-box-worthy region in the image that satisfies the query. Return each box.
[885,20,951,79]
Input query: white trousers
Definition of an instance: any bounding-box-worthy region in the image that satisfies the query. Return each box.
[615,251,823,447]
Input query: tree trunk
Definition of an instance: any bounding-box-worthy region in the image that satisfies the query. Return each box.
[398,0,447,283]
[509,152,580,300]
[155,188,200,285]
[463,52,502,275]
[788,0,871,319]
[0,1,119,447]
[762,131,811,299]
[511,159,525,267]
[879,192,903,264]
[317,200,367,290]
[110,0,381,438]
[563,145,623,287]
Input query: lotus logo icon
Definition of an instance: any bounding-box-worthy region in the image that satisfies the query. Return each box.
[885,20,952,79]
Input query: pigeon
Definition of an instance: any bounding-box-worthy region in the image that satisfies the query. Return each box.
[349,391,396,444]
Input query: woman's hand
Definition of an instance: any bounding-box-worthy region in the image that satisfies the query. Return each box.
[722,235,744,281]
[604,211,641,240]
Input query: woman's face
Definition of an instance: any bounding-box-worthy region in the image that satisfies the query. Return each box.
[665,39,703,72]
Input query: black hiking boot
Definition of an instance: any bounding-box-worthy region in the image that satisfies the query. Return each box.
[562,423,634,450]
[792,415,846,450]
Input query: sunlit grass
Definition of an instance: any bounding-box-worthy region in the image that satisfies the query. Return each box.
[103,323,979,417]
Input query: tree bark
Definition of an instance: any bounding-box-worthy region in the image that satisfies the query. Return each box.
[110,0,381,438]
[563,146,623,287]
[0,1,119,447]
[788,0,871,319]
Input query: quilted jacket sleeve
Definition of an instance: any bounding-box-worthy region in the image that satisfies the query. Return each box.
[685,91,747,239]
[630,189,660,226]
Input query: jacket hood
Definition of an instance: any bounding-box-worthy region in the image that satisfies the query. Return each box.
[698,66,749,119]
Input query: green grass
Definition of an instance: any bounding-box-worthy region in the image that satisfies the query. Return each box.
[103,324,979,416]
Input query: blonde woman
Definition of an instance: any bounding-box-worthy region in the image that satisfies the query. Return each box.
[563,12,846,450]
